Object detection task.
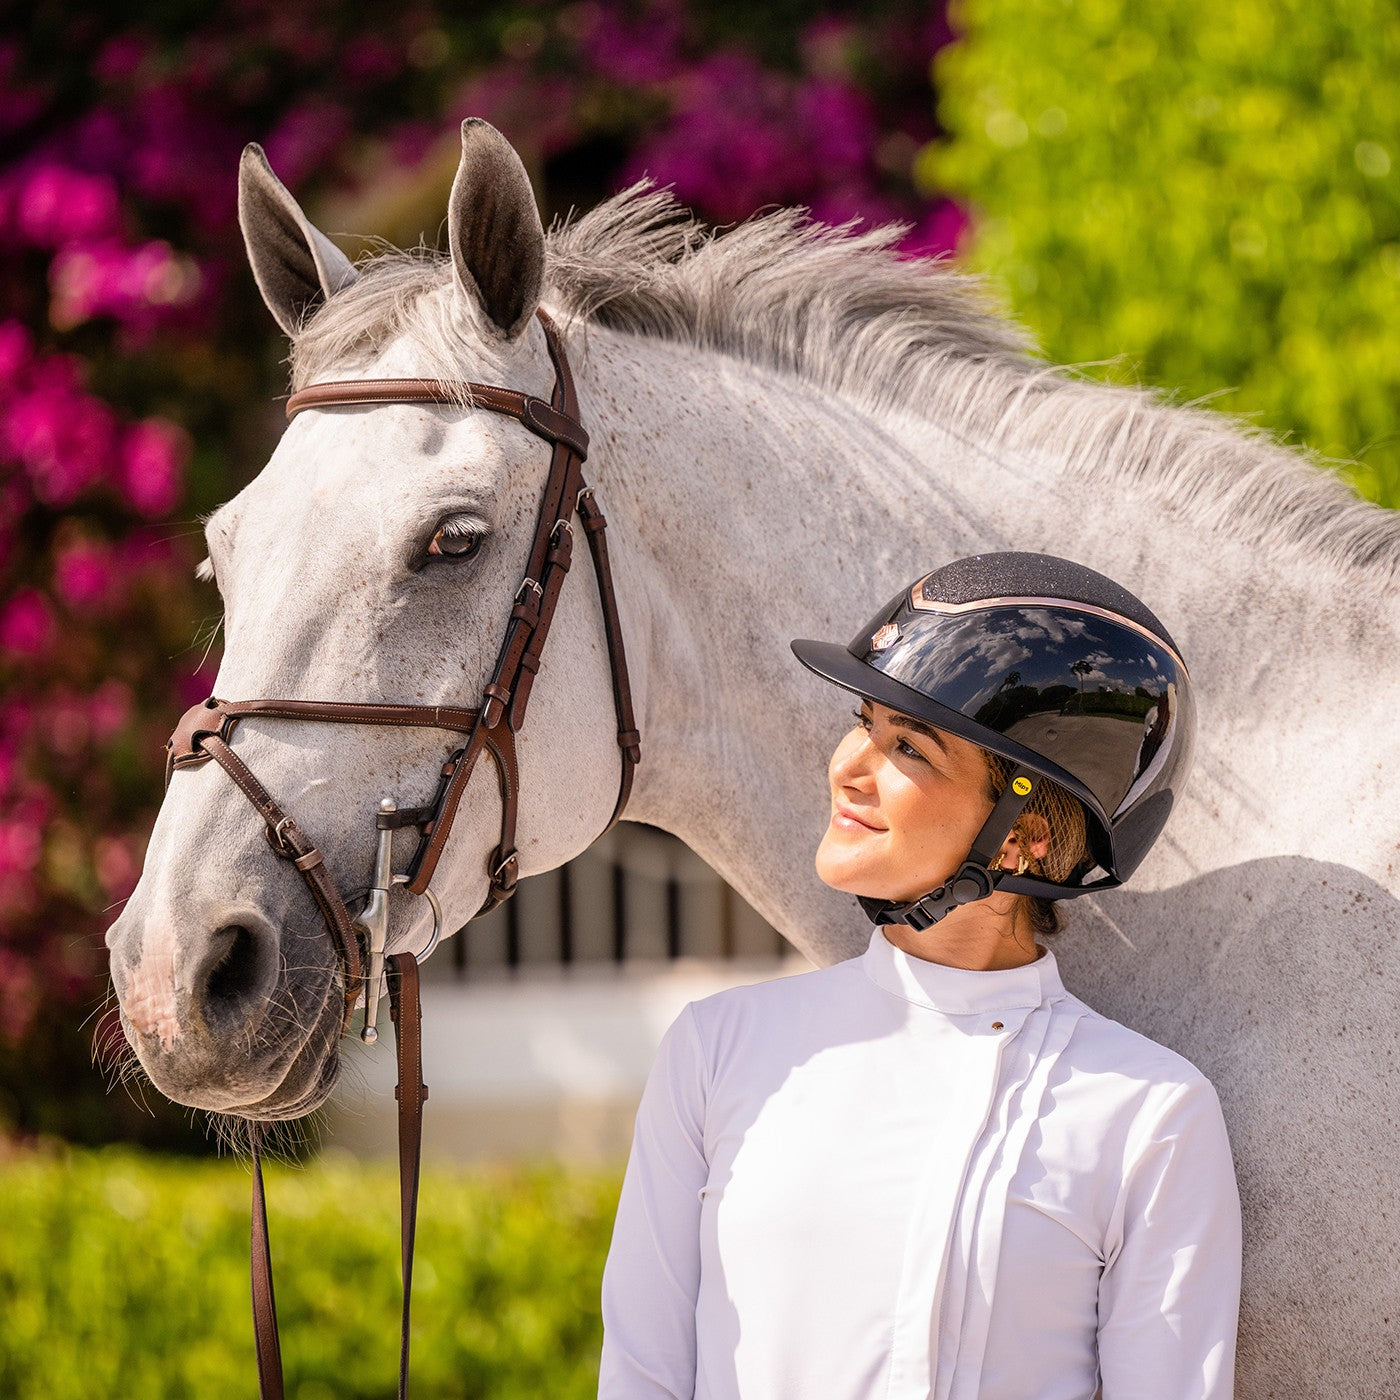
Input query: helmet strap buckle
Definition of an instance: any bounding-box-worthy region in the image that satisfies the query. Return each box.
[856,763,1040,932]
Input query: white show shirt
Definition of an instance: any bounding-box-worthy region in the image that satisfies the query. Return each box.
[599,931,1240,1399]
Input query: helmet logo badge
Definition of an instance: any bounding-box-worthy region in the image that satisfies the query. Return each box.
[1012,775,1033,796]
[870,623,901,652]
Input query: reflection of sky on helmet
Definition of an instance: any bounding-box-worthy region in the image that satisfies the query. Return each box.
[861,606,1182,812]
[865,609,1171,709]
[868,607,1176,739]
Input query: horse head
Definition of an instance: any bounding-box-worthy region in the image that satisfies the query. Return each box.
[105,120,635,1118]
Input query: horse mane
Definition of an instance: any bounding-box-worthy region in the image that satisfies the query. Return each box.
[293,183,1400,589]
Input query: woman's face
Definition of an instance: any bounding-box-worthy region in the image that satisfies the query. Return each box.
[815,700,998,903]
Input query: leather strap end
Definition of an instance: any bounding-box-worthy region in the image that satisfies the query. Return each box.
[520,396,589,458]
[480,687,509,730]
[510,598,542,629]
[546,527,574,571]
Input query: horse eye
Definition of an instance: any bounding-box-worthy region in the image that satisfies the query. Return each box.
[427,522,485,559]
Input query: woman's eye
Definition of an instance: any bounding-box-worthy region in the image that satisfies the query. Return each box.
[427,523,484,559]
[851,708,872,730]
[897,738,926,762]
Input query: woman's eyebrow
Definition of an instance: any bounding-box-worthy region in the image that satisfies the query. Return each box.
[888,714,950,754]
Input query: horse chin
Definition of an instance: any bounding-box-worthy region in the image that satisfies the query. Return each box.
[234,1030,343,1122]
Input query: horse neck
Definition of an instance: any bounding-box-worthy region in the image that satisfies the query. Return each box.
[570,327,1031,964]
[570,325,1400,967]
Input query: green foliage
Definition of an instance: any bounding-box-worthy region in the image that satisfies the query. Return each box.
[926,0,1400,507]
[0,1148,621,1399]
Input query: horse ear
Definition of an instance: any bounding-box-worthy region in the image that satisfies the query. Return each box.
[447,119,544,341]
[238,143,357,338]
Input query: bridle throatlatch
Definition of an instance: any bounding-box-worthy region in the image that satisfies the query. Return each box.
[164,307,639,1400]
[858,763,1041,931]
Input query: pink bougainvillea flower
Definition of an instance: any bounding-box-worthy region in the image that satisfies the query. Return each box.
[3,363,114,506]
[576,0,687,85]
[0,318,33,391]
[264,98,351,189]
[88,679,133,741]
[622,52,891,226]
[0,587,55,657]
[118,417,188,517]
[49,238,203,332]
[15,163,123,247]
[53,537,118,609]
[795,77,878,173]
[898,198,970,260]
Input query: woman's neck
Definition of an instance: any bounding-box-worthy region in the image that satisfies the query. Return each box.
[882,901,1042,971]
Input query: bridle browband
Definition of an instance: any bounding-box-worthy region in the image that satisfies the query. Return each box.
[163,307,639,1399]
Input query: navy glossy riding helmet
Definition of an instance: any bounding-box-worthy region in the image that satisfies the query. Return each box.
[791,552,1195,929]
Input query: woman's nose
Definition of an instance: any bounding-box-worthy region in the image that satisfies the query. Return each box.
[829,726,877,789]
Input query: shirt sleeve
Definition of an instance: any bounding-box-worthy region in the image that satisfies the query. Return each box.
[1097,1075,1242,1399]
[599,1002,710,1399]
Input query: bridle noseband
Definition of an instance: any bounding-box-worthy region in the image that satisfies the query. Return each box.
[162,307,639,1399]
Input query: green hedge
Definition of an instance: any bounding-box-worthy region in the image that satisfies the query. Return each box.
[0,1148,621,1399]
[926,0,1400,508]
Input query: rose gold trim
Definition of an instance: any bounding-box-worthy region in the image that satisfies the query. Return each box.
[907,587,1189,674]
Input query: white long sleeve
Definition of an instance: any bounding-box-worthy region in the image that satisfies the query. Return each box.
[598,934,1241,1400]
[599,1004,708,1398]
[1097,1077,1242,1398]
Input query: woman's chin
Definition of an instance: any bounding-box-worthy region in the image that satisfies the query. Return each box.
[815,836,891,898]
[815,836,948,903]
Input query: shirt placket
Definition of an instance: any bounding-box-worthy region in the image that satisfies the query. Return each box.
[883,1009,1027,1400]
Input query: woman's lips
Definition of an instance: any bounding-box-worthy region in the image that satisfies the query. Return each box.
[832,802,885,832]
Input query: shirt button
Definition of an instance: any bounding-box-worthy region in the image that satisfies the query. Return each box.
[991,1021,1004,1031]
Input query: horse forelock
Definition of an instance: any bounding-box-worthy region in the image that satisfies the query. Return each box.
[289,183,1400,594]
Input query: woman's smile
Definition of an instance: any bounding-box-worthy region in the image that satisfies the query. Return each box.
[832,800,885,832]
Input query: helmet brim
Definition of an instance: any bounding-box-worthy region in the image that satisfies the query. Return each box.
[790,636,1117,874]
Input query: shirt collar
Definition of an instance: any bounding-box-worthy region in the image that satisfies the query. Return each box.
[860,926,1064,1015]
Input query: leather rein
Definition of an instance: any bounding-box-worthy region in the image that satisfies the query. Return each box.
[163,308,639,1399]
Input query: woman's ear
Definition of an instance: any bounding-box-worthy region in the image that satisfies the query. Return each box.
[1016,813,1052,861]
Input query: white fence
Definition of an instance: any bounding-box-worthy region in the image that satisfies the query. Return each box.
[429,824,788,981]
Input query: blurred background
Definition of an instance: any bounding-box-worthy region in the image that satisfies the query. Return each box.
[1,0,1395,1393]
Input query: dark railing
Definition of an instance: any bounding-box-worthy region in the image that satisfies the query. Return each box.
[434,825,786,980]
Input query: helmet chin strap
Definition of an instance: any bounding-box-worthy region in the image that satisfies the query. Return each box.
[858,764,1041,933]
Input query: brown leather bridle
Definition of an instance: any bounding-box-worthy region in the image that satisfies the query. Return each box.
[162,308,639,1399]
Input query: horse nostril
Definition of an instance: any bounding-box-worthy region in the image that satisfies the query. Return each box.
[203,923,270,1028]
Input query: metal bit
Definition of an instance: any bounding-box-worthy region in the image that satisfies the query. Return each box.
[353,798,398,1044]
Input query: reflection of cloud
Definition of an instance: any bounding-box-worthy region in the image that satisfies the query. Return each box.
[919,626,1033,687]
[1022,613,1090,646]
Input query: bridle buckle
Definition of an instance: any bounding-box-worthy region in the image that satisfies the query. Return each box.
[266,815,299,859]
